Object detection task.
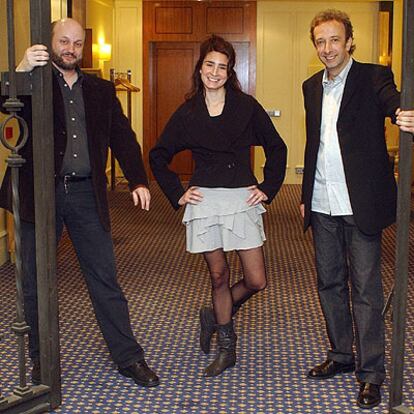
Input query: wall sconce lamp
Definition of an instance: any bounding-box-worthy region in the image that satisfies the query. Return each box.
[98,43,112,62]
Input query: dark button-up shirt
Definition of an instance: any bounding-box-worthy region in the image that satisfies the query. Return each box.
[54,67,91,177]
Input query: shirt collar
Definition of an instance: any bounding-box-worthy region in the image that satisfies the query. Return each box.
[52,65,84,84]
[322,57,353,87]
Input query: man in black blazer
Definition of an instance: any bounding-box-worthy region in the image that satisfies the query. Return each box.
[301,9,414,409]
[0,18,159,387]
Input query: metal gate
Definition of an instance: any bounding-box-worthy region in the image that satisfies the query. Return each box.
[0,0,60,412]
[389,1,414,413]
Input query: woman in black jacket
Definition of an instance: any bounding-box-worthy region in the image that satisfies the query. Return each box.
[150,35,287,377]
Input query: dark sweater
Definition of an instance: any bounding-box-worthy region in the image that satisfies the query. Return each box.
[149,88,287,209]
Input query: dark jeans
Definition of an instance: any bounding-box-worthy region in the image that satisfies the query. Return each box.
[310,212,385,385]
[22,178,144,368]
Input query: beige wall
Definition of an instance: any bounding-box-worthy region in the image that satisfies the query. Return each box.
[51,0,68,20]
[386,0,402,148]
[86,0,144,172]
[0,0,7,72]
[113,0,143,145]
[84,0,144,143]
[10,0,31,65]
[256,1,381,184]
[391,0,402,89]
[0,0,31,69]
[85,0,144,145]
[86,0,114,78]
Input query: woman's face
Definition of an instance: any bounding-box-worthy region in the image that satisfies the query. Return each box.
[200,51,229,91]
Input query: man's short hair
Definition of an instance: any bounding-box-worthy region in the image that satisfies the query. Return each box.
[310,9,356,55]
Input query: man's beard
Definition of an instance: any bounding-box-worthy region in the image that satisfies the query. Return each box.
[51,51,82,70]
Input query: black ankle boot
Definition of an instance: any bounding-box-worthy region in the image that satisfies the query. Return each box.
[204,321,237,377]
[200,306,216,354]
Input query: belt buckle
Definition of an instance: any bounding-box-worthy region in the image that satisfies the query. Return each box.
[63,175,69,193]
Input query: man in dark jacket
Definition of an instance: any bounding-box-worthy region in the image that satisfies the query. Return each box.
[300,9,414,409]
[0,18,159,387]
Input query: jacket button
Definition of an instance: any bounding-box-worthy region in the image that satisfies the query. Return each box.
[59,152,64,156]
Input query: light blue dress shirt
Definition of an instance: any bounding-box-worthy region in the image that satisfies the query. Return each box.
[311,58,354,216]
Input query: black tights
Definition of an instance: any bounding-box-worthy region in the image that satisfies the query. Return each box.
[203,246,267,325]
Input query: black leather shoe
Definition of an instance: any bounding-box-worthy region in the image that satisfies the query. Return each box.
[31,358,41,385]
[357,382,381,409]
[118,360,160,387]
[307,359,355,380]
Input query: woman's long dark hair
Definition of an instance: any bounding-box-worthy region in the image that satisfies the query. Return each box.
[185,35,242,100]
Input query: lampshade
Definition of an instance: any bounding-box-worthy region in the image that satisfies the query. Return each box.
[98,43,112,61]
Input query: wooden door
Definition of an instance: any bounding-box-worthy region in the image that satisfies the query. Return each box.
[151,42,198,180]
[143,0,257,179]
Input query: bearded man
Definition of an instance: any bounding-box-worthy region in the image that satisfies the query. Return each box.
[0,18,159,388]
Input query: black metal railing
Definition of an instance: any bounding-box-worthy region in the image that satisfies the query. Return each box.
[1,0,32,401]
[0,0,60,412]
[29,0,61,405]
[389,0,414,412]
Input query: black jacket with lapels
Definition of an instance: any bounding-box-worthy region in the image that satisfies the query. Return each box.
[0,70,148,231]
[149,88,287,209]
[301,60,400,235]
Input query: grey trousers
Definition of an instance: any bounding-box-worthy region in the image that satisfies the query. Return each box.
[310,212,385,385]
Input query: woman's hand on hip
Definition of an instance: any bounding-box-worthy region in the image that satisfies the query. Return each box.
[178,186,203,206]
[246,185,268,206]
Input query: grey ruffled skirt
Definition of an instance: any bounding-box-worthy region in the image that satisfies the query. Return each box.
[182,187,266,253]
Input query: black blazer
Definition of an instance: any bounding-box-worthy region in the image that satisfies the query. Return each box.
[301,60,400,235]
[149,88,287,209]
[0,70,148,231]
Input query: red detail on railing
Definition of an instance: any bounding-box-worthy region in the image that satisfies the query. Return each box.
[5,127,13,139]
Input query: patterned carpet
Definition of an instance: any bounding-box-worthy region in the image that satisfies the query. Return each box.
[0,184,413,414]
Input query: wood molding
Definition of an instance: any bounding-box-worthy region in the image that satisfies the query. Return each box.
[71,0,86,27]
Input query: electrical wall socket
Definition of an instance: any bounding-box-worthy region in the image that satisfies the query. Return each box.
[266,109,281,117]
